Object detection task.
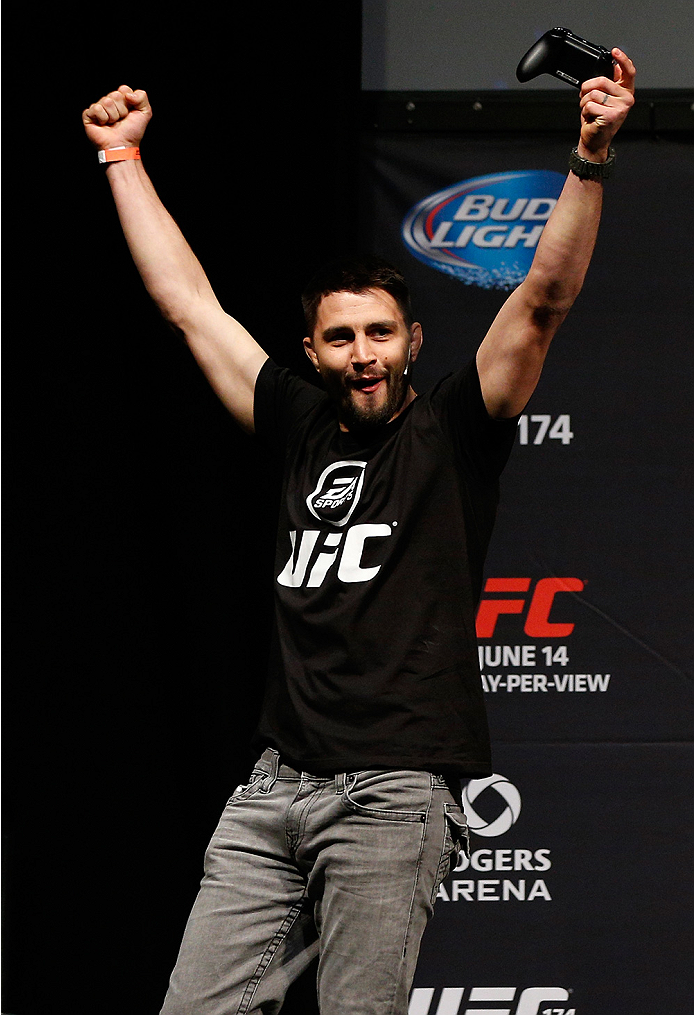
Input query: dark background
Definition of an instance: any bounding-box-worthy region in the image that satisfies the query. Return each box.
[362,127,693,1012]
[4,5,362,1013]
[4,3,693,1014]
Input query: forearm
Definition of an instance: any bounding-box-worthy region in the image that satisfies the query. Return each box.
[83,86,268,430]
[104,158,219,328]
[476,49,635,418]
[522,44,636,314]
[523,153,605,312]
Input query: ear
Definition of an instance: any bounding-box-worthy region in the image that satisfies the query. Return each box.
[409,322,423,362]
[303,335,320,372]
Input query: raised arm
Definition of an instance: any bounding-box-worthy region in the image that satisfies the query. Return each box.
[82,86,268,432]
[476,49,636,419]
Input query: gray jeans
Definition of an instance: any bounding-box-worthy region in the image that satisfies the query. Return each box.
[160,748,469,1015]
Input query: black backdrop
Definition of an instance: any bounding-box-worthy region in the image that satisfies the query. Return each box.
[4,5,693,1015]
[4,5,361,1014]
[357,122,694,1013]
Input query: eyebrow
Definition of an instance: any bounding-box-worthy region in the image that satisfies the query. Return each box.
[321,320,399,341]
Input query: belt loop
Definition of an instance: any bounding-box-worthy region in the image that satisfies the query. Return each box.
[335,772,346,794]
[260,748,280,792]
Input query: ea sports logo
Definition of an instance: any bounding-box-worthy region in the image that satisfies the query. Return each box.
[307,460,367,527]
[462,773,522,837]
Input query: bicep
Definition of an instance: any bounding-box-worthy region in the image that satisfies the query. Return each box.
[476,279,568,419]
[180,299,269,432]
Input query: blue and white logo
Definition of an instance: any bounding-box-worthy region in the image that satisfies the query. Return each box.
[402,170,565,291]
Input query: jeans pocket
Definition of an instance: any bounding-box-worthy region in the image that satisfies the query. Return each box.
[341,771,428,822]
[432,804,470,903]
[228,770,265,804]
[446,805,470,861]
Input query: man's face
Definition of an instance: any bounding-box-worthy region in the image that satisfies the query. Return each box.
[304,289,422,431]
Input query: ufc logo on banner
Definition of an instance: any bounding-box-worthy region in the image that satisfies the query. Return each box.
[475,578,585,639]
[409,986,572,1015]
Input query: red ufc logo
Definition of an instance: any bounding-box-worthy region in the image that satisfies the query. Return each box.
[475,577,585,639]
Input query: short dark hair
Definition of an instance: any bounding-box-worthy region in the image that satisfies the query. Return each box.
[301,256,414,336]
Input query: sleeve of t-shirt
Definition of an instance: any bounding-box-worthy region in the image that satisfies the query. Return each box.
[253,358,324,453]
[427,358,520,482]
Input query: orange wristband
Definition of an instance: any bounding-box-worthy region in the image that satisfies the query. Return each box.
[98,146,141,164]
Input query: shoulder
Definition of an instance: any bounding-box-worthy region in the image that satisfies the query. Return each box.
[419,358,484,422]
[420,359,519,480]
[254,359,327,445]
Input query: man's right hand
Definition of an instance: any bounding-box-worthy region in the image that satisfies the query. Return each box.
[83,83,267,433]
[82,85,152,152]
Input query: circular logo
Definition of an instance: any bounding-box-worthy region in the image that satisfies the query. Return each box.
[462,773,522,837]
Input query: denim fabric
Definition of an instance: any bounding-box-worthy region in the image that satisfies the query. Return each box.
[160,749,468,1015]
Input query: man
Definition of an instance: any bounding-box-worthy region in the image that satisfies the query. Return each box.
[83,49,635,1015]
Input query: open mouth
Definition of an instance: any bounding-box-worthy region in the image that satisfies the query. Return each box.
[351,376,385,395]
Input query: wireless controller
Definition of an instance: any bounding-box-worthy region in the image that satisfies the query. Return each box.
[516,27,615,87]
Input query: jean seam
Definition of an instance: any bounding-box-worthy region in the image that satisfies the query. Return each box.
[289,783,325,854]
[387,781,433,1015]
[431,815,454,906]
[236,895,308,1015]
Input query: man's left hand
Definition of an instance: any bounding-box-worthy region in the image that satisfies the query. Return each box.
[578,48,636,158]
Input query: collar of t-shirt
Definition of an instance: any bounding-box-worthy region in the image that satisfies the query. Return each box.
[335,396,417,454]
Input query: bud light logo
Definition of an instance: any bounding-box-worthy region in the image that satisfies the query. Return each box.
[402,171,565,290]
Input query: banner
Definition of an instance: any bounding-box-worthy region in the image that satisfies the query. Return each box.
[359,131,694,1013]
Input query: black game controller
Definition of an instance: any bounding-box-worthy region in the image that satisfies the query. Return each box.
[516,27,615,88]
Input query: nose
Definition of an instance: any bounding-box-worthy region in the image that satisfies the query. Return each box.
[351,332,376,369]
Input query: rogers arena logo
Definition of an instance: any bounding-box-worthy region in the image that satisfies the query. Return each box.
[439,774,552,903]
[401,171,565,290]
[463,774,521,837]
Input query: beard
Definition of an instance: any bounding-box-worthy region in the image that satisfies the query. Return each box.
[334,365,410,431]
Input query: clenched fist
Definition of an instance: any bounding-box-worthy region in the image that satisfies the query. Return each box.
[579,49,636,156]
[82,85,152,151]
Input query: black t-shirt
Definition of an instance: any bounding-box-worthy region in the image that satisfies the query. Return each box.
[252,357,517,777]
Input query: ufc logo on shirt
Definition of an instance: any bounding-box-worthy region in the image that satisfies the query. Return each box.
[277,524,393,588]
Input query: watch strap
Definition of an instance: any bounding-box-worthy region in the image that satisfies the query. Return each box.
[569,145,616,180]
